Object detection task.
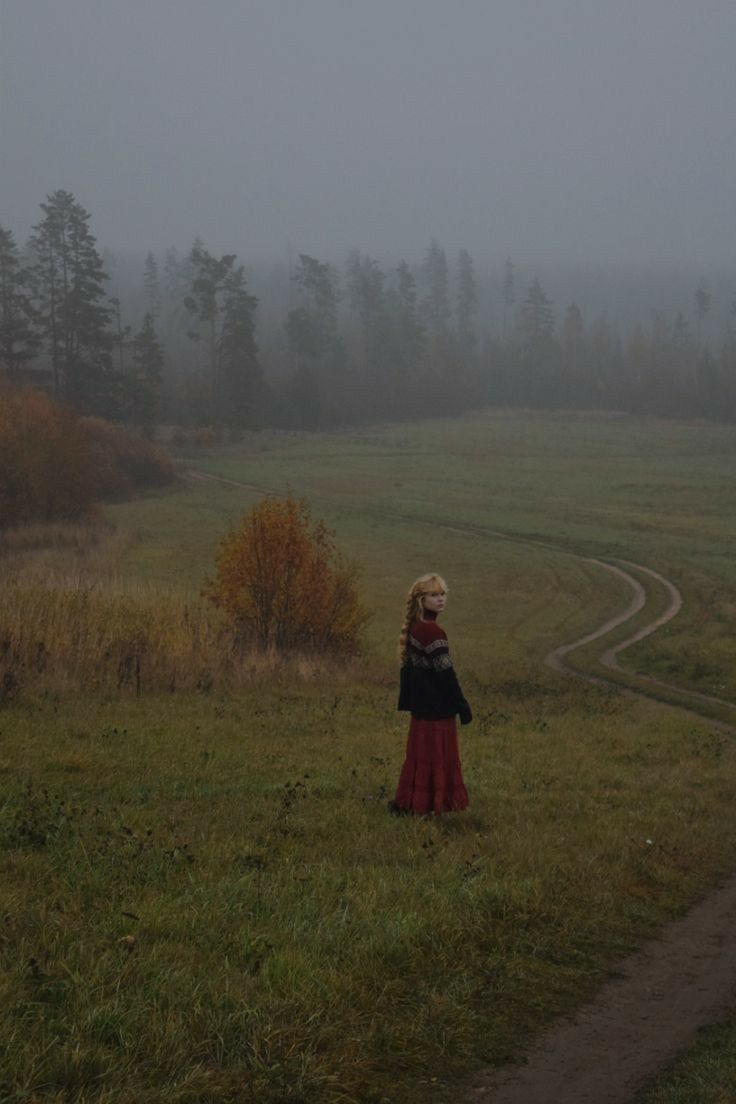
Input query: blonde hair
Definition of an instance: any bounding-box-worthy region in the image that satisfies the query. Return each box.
[398,573,448,663]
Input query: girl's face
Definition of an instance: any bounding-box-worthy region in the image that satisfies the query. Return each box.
[422,587,447,615]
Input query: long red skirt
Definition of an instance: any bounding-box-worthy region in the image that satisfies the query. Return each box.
[394,716,469,815]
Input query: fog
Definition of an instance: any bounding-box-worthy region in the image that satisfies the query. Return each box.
[3,0,735,271]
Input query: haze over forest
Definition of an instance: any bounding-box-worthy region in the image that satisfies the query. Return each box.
[3,0,736,433]
[3,0,735,268]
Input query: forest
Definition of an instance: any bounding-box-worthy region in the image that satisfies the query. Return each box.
[2,189,736,433]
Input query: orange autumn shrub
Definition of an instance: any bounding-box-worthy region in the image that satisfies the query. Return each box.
[0,385,175,527]
[0,385,95,525]
[78,417,175,500]
[205,496,366,654]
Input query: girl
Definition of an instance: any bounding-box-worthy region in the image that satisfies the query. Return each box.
[390,574,472,816]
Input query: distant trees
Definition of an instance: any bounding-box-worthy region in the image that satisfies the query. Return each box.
[502,257,515,341]
[218,265,261,426]
[185,244,261,426]
[143,251,162,320]
[127,313,165,433]
[420,238,451,342]
[560,303,584,395]
[0,226,41,380]
[392,260,424,379]
[455,248,478,359]
[347,250,394,416]
[693,281,711,347]
[29,190,114,414]
[5,191,736,430]
[286,253,345,427]
[515,279,559,403]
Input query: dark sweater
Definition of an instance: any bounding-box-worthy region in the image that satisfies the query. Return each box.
[398,611,473,724]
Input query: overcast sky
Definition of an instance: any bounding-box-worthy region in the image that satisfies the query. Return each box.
[2,0,735,268]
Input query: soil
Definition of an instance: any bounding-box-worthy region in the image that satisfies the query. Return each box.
[461,871,736,1103]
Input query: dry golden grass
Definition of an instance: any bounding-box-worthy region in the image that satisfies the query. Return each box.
[0,521,367,700]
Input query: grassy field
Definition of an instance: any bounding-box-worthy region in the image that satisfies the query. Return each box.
[3,409,736,1102]
[635,1016,736,1103]
[111,408,736,699]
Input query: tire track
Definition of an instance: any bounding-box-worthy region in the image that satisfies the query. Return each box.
[187,467,732,716]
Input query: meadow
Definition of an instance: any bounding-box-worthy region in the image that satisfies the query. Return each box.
[2,409,736,1102]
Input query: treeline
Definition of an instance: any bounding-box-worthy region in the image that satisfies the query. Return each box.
[2,190,736,429]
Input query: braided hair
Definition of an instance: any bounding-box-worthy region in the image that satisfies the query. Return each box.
[398,574,448,663]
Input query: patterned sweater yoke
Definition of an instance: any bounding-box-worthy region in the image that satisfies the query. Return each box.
[407,618,454,673]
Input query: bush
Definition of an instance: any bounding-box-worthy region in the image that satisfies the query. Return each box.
[205,496,366,654]
[0,386,176,526]
[78,417,175,500]
[0,386,96,525]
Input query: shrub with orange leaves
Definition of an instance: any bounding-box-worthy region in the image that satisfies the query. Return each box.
[205,496,366,654]
[0,384,175,527]
[0,385,95,525]
[78,416,174,500]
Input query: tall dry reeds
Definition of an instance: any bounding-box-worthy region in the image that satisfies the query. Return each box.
[0,520,362,700]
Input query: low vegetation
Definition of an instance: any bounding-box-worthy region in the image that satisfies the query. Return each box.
[205,495,366,654]
[2,409,736,1101]
[0,522,361,701]
[2,680,736,1103]
[636,1016,736,1103]
[0,386,174,527]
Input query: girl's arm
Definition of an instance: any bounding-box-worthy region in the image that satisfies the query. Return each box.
[427,629,473,724]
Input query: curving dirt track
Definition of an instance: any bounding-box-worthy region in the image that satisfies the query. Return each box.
[469,566,736,1101]
[463,870,736,1104]
[187,468,736,1102]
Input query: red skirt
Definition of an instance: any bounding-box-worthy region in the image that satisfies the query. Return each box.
[394,716,469,815]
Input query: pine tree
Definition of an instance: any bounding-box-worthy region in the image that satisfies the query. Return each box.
[502,257,515,341]
[347,250,390,390]
[0,225,41,380]
[561,302,584,385]
[184,245,261,424]
[517,279,558,404]
[455,248,478,357]
[519,279,555,349]
[164,246,181,300]
[143,252,162,319]
[29,190,113,412]
[419,239,450,334]
[109,295,131,375]
[127,312,165,432]
[693,281,711,347]
[184,244,238,411]
[392,260,424,374]
[285,254,345,426]
[219,266,261,426]
[292,254,340,337]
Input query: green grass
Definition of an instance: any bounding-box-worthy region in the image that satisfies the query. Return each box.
[2,679,736,1103]
[4,408,736,1101]
[112,410,736,699]
[635,1017,736,1103]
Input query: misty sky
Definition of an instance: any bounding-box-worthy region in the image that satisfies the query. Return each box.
[2,0,735,267]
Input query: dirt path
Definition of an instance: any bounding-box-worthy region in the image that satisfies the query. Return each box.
[545,557,648,680]
[187,467,736,1101]
[462,871,736,1103]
